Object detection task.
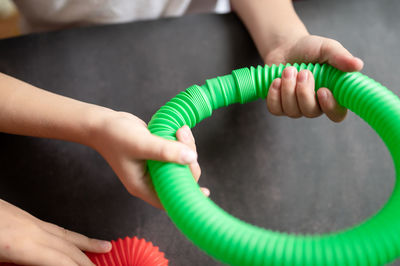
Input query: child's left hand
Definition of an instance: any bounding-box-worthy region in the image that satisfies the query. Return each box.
[264,35,364,122]
[231,0,363,122]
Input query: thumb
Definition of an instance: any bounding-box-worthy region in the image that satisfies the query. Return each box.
[320,39,364,72]
[138,133,197,164]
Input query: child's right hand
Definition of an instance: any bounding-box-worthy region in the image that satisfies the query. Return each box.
[88,110,206,209]
[0,199,111,265]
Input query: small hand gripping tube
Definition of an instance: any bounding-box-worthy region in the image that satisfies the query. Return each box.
[147,63,400,265]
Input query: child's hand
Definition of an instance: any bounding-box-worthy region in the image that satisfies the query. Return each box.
[231,0,362,122]
[264,35,364,122]
[0,72,205,209]
[90,111,206,209]
[0,199,110,265]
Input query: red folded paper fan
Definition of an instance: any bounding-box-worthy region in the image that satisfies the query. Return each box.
[0,236,168,266]
[86,236,168,266]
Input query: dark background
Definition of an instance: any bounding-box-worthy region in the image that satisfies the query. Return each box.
[0,0,399,265]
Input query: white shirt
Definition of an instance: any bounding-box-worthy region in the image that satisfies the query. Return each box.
[13,0,230,33]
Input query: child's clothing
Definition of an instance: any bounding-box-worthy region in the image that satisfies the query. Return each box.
[13,0,230,33]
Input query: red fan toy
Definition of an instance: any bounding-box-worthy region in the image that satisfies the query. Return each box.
[86,237,168,266]
[1,236,168,266]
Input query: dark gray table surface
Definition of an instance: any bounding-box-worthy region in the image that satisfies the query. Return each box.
[0,0,399,265]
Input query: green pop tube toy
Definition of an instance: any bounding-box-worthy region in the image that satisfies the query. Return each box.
[147,63,400,265]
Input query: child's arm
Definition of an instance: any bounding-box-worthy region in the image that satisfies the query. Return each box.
[0,72,205,264]
[0,72,203,206]
[231,0,364,122]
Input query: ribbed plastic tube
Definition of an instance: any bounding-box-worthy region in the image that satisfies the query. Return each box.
[147,63,400,265]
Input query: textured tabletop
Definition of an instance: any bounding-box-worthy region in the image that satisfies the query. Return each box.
[0,0,399,265]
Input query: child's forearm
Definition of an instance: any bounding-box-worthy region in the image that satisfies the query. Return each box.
[231,0,309,59]
[0,72,112,147]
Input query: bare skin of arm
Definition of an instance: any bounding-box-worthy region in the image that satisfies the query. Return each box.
[0,73,208,265]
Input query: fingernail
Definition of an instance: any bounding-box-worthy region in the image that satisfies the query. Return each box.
[271,79,281,90]
[180,129,191,141]
[180,148,197,164]
[100,241,112,251]
[354,57,363,62]
[283,67,295,79]
[201,187,210,197]
[187,127,195,141]
[297,71,308,82]
[354,57,364,67]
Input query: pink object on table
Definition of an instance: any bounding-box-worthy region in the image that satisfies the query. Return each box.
[86,237,168,266]
[0,236,168,266]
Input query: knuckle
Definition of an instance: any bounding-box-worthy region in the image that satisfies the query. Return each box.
[158,144,172,161]
[286,111,302,118]
[304,111,320,118]
[331,116,345,123]
[72,232,90,247]
[25,223,42,235]
[296,86,309,99]
[282,104,300,118]
[44,221,59,230]
[87,238,98,247]
[266,100,282,116]
[83,237,98,248]
[330,39,342,47]
[281,82,295,93]
[267,105,282,116]
[61,227,70,240]
[126,186,139,197]
[270,110,283,116]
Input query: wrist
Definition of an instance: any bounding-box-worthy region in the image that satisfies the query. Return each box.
[82,105,117,149]
[232,0,309,61]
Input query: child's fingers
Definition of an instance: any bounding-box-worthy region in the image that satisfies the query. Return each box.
[176,126,209,196]
[177,125,201,180]
[317,88,347,122]
[189,162,201,182]
[295,70,322,118]
[266,78,284,115]
[281,67,302,118]
[37,246,79,266]
[201,187,210,197]
[40,232,94,266]
[176,125,196,152]
[40,222,111,253]
[14,243,77,266]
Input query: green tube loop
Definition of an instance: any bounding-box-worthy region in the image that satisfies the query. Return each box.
[147,63,400,265]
